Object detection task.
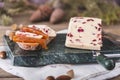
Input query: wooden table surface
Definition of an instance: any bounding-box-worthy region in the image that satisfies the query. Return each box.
[0,22,120,80]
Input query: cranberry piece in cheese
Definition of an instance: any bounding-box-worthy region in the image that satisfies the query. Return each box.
[78,28,84,32]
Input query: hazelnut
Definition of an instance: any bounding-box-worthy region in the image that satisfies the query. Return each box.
[46,76,55,80]
[0,51,7,59]
[67,69,74,78]
[56,75,71,80]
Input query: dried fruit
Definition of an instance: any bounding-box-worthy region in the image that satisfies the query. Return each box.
[0,51,7,59]
[30,5,53,22]
[67,69,74,78]
[46,76,55,80]
[50,8,65,24]
[56,75,71,80]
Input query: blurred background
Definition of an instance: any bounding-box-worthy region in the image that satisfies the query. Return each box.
[0,0,120,26]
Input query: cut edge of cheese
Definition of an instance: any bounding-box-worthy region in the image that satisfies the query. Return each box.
[65,43,101,50]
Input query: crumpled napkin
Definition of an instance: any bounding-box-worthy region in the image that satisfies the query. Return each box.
[0,46,120,80]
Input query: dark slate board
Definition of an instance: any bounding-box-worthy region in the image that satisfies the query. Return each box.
[3,34,120,67]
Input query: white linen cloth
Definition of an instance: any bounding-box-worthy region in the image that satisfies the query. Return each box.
[0,50,120,80]
[0,30,120,80]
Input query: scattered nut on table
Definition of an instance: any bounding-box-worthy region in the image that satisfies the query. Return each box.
[0,51,7,59]
[46,76,55,80]
[67,69,74,78]
[56,75,71,80]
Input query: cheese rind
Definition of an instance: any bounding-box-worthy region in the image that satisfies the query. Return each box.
[65,17,102,50]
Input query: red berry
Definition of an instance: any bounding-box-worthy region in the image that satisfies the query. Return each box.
[95,26,97,29]
[98,28,101,31]
[98,23,102,27]
[78,28,84,32]
[82,22,86,24]
[74,20,77,22]
[87,19,94,21]
[92,39,96,42]
[46,30,48,33]
[99,38,101,40]
[67,33,73,37]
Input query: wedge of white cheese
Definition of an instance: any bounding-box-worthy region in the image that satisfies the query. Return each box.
[65,17,102,50]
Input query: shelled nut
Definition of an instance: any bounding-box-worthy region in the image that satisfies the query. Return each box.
[0,51,7,59]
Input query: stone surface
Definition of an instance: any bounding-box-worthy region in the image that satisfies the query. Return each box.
[3,34,120,67]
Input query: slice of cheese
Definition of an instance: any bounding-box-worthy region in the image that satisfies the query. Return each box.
[15,31,43,39]
[28,25,56,37]
[65,17,102,50]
